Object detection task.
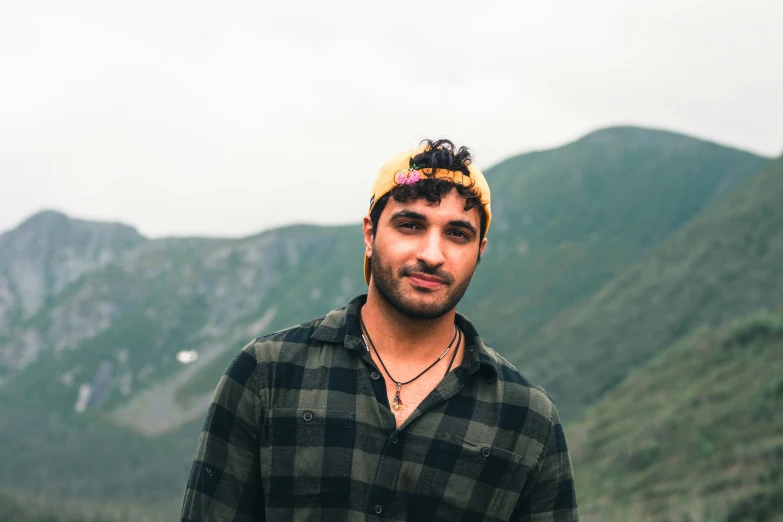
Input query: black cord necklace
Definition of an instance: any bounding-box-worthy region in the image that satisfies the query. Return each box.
[359,313,461,411]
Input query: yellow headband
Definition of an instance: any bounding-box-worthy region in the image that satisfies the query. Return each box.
[364,144,492,285]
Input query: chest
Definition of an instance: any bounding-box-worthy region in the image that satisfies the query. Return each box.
[374,348,465,427]
[260,373,536,522]
[384,372,444,426]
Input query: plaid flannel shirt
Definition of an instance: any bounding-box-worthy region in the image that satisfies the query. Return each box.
[181,295,579,521]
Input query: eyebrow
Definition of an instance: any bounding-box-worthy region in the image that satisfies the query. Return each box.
[388,210,478,237]
[389,210,427,221]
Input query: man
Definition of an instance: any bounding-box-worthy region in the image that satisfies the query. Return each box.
[181,139,579,521]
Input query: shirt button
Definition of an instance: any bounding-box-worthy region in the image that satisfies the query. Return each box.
[302,411,313,422]
[482,447,490,457]
[371,371,381,380]
[391,435,399,444]
[374,504,383,514]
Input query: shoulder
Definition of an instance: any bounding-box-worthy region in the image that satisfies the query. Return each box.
[245,298,358,357]
[245,314,331,362]
[232,297,361,373]
[481,342,558,424]
[219,315,332,395]
[456,309,559,425]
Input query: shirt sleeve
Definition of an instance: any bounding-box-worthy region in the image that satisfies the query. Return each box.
[181,341,266,522]
[511,402,580,521]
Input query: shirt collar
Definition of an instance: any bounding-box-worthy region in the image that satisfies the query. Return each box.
[311,294,499,383]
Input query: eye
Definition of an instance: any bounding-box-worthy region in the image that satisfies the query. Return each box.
[448,229,469,239]
[397,222,420,230]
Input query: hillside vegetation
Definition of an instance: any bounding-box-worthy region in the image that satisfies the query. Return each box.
[520,151,783,420]
[0,486,174,522]
[572,310,783,522]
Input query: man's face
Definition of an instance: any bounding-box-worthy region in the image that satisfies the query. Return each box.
[363,190,487,319]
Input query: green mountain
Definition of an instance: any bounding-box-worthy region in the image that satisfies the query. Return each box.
[2,126,767,425]
[572,310,783,522]
[519,150,783,420]
[464,126,769,342]
[0,126,777,521]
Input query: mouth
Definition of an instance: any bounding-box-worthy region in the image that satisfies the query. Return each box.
[406,273,447,290]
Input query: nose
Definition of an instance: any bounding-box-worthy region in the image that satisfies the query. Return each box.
[416,229,446,269]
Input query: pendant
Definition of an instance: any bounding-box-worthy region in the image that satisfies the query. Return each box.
[392,383,403,410]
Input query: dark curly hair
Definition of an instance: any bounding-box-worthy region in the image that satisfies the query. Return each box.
[369,139,487,243]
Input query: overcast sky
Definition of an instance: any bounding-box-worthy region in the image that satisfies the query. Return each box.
[2,0,782,238]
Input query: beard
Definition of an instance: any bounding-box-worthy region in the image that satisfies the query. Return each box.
[370,243,474,320]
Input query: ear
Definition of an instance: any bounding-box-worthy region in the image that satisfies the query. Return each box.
[478,237,487,258]
[362,215,374,259]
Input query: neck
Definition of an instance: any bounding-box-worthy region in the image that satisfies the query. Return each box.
[361,286,458,362]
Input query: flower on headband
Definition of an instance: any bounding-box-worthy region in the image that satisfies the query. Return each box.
[395,168,421,185]
[395,158,424,185]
